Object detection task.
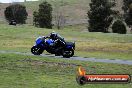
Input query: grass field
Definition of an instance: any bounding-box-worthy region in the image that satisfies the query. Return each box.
[0,24,132,60]
[0,0,132,88]
[0,24,132,88]
[0,53,132,88]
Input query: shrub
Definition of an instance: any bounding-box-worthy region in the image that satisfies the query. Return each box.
[4,4,28,24]
[88,0,115,32]
[33,1,52,29]
[112,20,127,34]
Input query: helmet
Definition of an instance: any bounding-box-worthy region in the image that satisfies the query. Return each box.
[50,31,57,40]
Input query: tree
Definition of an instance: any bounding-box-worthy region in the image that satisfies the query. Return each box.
[4,4,28,24]
[122,0,132,13]
[112,20,127,34]
[88,0,115,32]
[55,12,66,29]
[33,11,39,27]
[33,1,52,29]
[122,0,132,27]
[53,0,66,29]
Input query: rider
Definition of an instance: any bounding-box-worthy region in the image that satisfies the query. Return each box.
[49,31,58,40]
[47,31,66,45]
[40,31,58,43]
[47,31,66,54]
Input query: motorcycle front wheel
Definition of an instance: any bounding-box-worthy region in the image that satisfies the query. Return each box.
[31,46,44,55]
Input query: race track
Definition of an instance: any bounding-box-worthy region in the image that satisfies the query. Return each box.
[0,50,132,65]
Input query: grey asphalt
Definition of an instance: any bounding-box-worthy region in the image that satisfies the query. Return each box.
[0,50,132,65]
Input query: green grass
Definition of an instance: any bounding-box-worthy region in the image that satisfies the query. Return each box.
[0,53,132,88]
[0,24,132,60]
[0,1,132,88]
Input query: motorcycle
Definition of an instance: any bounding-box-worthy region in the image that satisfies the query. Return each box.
[31,36,75,58]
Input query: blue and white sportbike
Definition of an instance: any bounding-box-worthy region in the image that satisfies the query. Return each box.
[31,35,75,58]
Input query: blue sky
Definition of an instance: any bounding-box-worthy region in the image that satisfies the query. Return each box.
[0,0,38,3]
[0,0,24,3]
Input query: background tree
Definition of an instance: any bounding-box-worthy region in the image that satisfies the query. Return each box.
[4,4,28,24]
[112,20,127,34]
[33,1,52,29]
[122,0,132,27]
[54,0,66,29]
[33,11,39,27]
[122,0,132,13]
[88,0,116,32]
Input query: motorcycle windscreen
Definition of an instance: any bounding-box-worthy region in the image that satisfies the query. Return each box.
[36,37,43,45]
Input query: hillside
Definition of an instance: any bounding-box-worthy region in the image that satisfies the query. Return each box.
[0,0,124,25]
[0,0,90,24]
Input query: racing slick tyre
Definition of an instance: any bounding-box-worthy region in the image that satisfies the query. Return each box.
[62,49,74,58]
[31,46,43,55]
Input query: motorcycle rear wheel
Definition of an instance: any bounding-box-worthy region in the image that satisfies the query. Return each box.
[62,49,74,58]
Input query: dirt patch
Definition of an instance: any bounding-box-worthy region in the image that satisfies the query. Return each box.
[18,58,80,67]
